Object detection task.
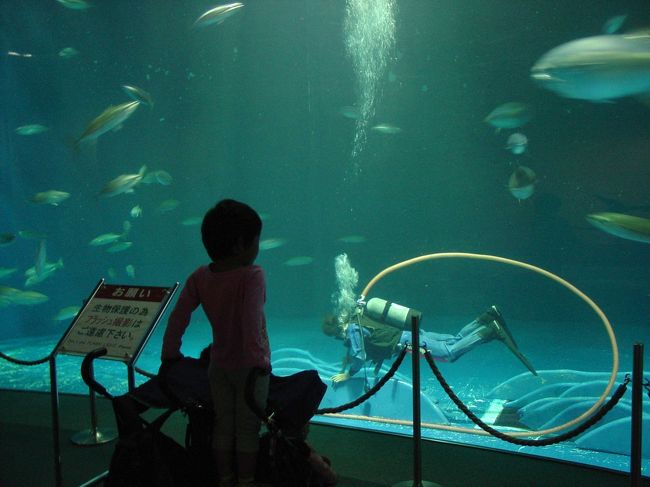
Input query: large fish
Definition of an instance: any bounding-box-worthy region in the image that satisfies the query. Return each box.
[586,212,650,243]
[531,33,650,102]
[75,101,140,147]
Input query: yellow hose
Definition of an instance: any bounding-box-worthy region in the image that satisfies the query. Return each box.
[358,252,619,438]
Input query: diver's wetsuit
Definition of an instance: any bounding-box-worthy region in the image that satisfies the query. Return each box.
[344,314,488,376]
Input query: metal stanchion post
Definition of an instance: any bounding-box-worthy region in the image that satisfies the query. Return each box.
[71,359,117,446]
[630,343,643,487]
[392,315,442,487]
[49,355,63,487]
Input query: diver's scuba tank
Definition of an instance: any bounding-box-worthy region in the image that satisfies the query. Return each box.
[364,298,422,329]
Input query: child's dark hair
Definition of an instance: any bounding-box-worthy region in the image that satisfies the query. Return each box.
[201,199,262,261]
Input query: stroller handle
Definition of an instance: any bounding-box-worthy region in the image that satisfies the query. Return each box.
[81,347,111,399]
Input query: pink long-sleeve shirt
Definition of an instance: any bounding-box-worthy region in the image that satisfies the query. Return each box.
[161,264,271,370]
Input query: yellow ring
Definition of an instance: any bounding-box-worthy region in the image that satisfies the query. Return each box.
[361,252,619,438]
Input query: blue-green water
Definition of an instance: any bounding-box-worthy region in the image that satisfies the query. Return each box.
[2,0,650,477]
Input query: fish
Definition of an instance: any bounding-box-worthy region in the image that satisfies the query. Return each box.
[586,212,650,243]
[602,14,627,35]
[283,256,314,267]
[122,85,154,108]
[371,123,402,134]
[107,241,132,253]
[506,133,528,155]
[125,264,136,278]
[15,124,49,135]
[58,47,79,59]
[130,205,143,218]
[56,0,91,9]
[10,289,49,305]
[0,286,22,307]
[143,169,173,185]
[485,102,531,130]
[193,3,244,28]
[338,235,367,244]
[0,267,17,279]
[53,305,81,321]
[24,258,64,287]
[0,233,16,246]
[508,166,537,201]
[157,199,181,213]
[89,233,123,246]
[531,33,650,102]
[100,165,147,197]
[107,268,117,279]
[181,216,202,226]
[75,101,140,147]
[30,190,70,206]
[340,106,362,120]
[17,230,48,240]
[34,240,47,278]
[259,238,287,251]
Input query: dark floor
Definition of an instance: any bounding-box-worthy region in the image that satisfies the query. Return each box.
[0,389,645,487]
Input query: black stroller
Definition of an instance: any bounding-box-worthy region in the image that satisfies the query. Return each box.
[81,346,328,487]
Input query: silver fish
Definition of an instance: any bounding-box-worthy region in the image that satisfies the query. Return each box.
[485,102,531,129]
[130,205,143,218]
[11,290,49,305]
[53,305,81,321]
[193,3,244,28]
[181,216,202,226]
[100,165,147,197]
[15,124,49,135]
[58,47,79,59]
[586,212,650,243]
[30,190,70,206]
[283,256,314,267]
[259,238,287,251]
[506,133,528,155]
[602,14,627,35]
[56,0,91,9]
[107,241,133,253]
[122,84,154,108]
[75,101,140,147]
[25,258,64,287]
[157,199,180,213]
[371,123,402,134]
[531,34,650,102]
[89,233,123,246]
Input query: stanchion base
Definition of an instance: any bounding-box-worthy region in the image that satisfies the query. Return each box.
[392,481,443,487]
[70,428,117,446]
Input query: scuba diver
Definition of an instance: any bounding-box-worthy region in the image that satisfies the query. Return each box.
[322,298,538,385]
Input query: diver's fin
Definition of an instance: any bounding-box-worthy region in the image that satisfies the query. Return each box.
[481,306,538,376]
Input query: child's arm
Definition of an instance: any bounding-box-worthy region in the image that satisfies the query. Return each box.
[161,273,200,360]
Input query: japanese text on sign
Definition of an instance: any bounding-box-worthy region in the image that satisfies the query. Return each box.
[58,284,171,361]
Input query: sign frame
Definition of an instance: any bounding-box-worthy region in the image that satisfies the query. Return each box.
[55,279,178,365]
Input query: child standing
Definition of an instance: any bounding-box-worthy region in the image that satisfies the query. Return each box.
[161,199,271,487]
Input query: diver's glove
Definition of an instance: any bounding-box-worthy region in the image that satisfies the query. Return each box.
[331,371,351,384]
